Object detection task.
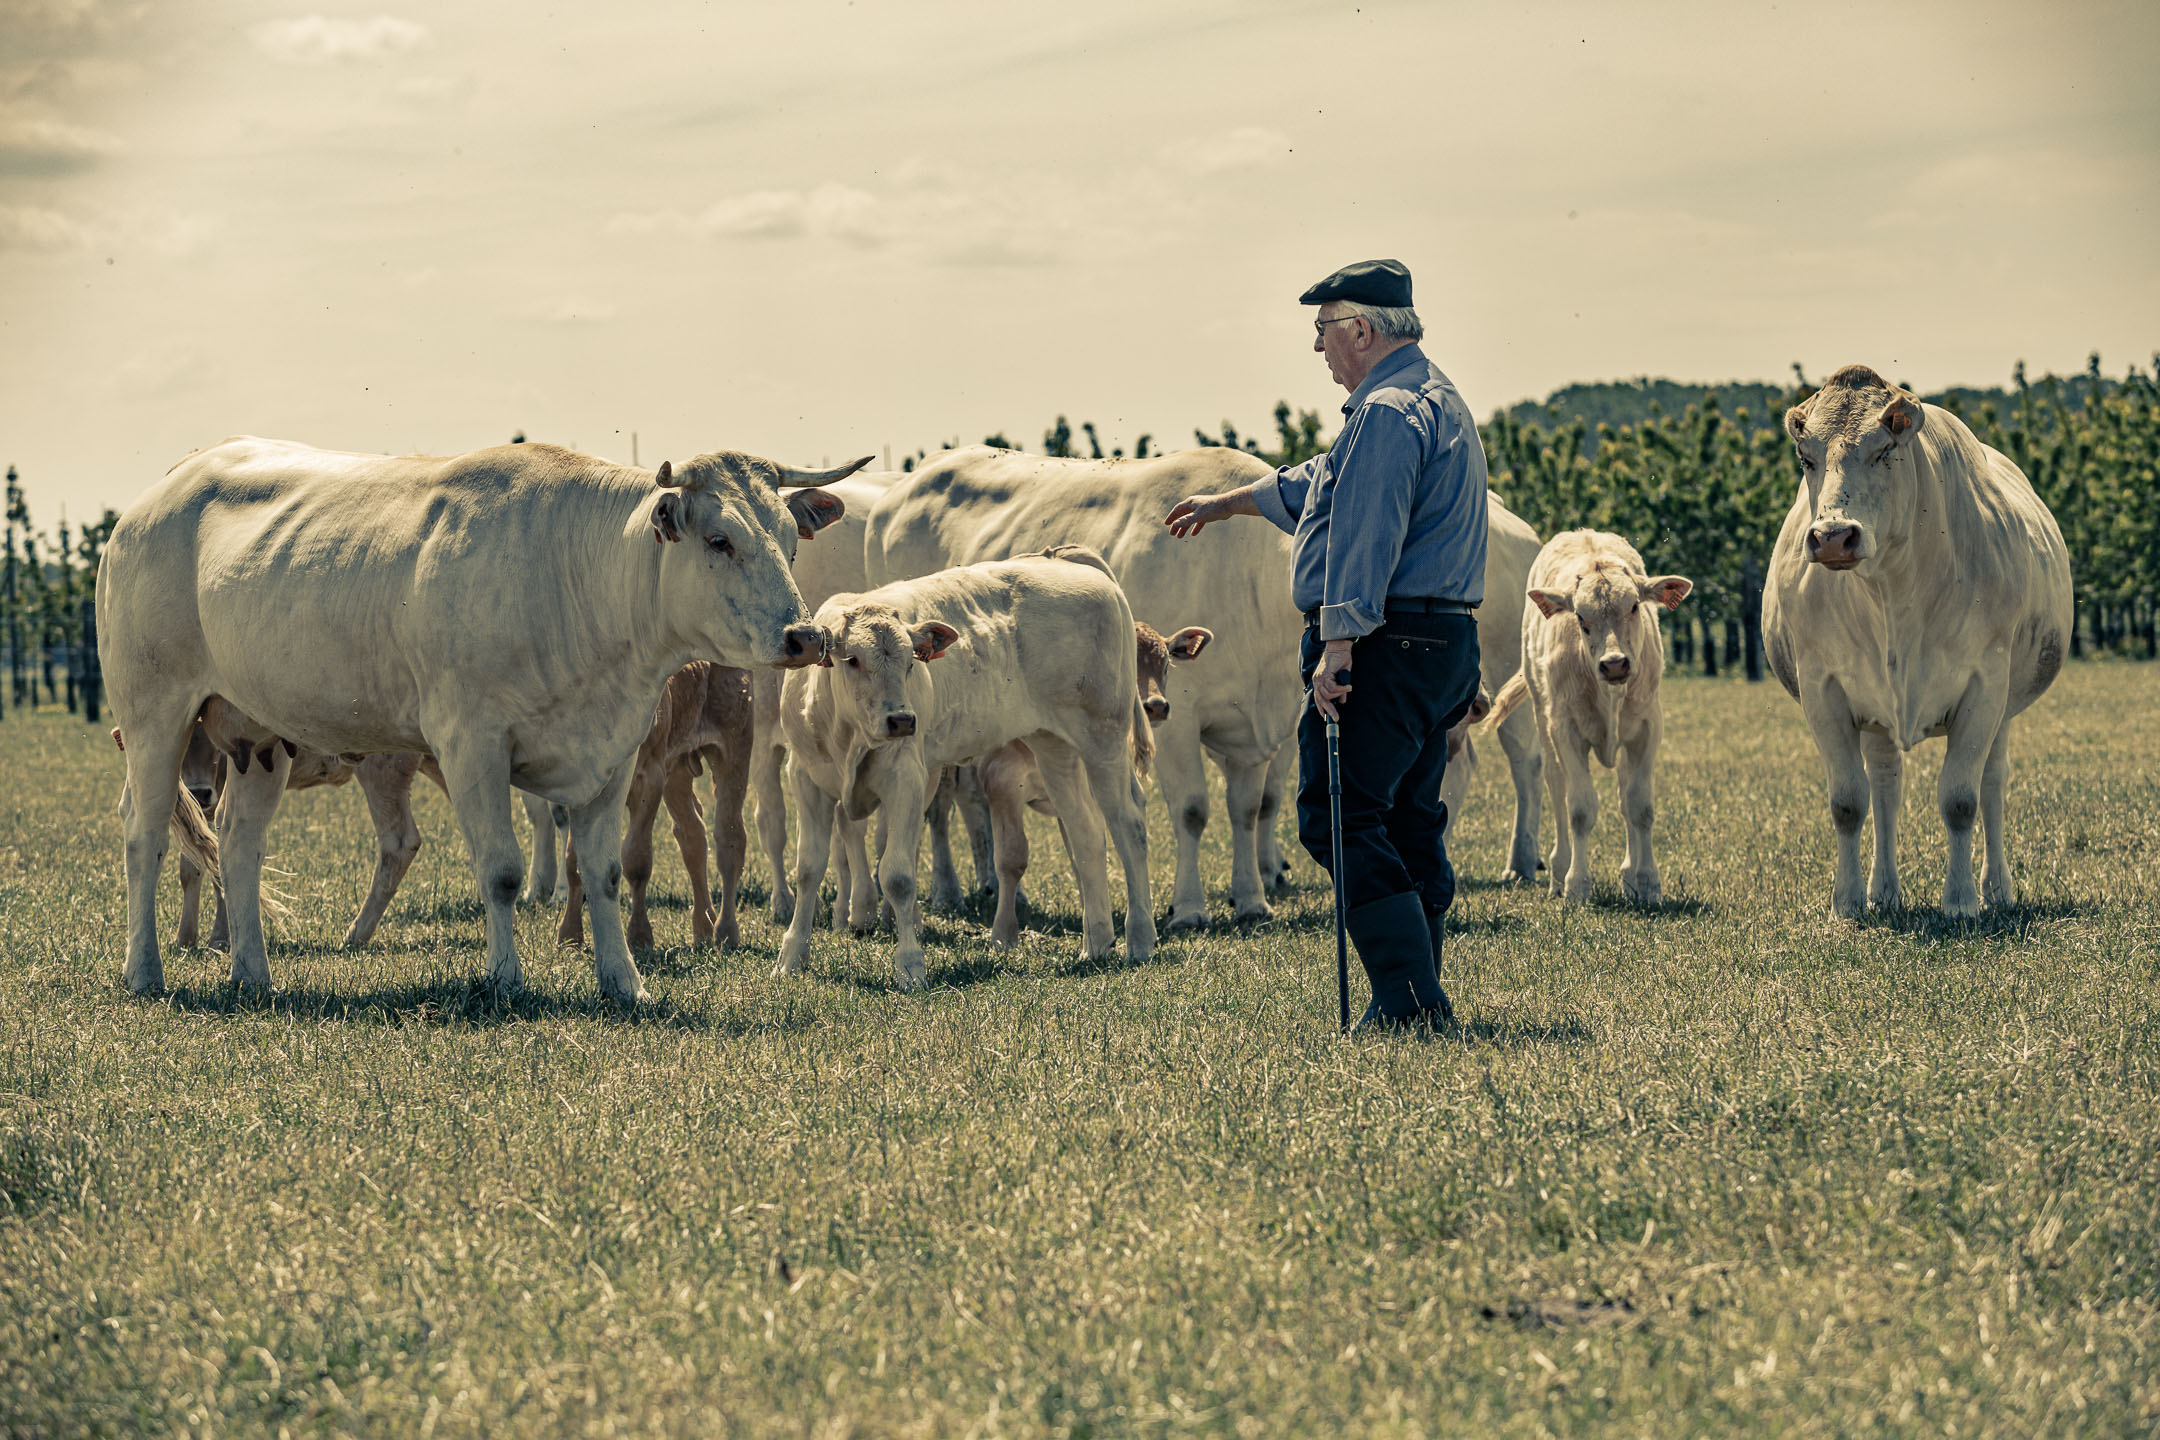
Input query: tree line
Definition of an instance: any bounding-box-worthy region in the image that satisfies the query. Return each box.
[4,354,2150,725]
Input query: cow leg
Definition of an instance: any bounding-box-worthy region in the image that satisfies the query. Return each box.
[846,810,881,934]
[1029,738,1117,961]
[433,740,531,992]
[1082,737,1155,962]
[521,792,563,904]
[177,854,204,950]
[704,743,748,949]
[660,761,715,947]
[566,765,649,1004]
[118,715,195,994]
[1497,703,1544,884]
[1860,729,1905,911]
[777,764,837,974]
[1154,723,1212,931]
[1555,725,1599,903]
[343,754,423,948]
[1980,719,2016,910]
[1800,683,1868,919]
[1258,741,1293,894]
[953,765,997,897]
[1218,754,1273,924]
[1533,703,1572,898]
[924,767,967,911]
[1616,716,1662,905]
[982,758,1032,950]
[873,761,934,990]
[557,838,586,948]
[217,743,292,989]
[620,761,668,950]
[1937,679,2006,919]
[754,736,793,922]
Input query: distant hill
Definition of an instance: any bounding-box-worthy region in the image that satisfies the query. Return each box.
[1495,360,2134,456]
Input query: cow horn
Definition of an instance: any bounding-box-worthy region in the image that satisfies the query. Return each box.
[770,456,872,490]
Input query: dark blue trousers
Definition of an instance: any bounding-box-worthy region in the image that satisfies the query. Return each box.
[1297,613,1482,916]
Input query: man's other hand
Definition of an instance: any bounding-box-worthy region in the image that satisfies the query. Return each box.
[1310,638,1354,720]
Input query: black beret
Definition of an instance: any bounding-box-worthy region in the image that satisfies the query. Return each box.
[1298,258,1412,308]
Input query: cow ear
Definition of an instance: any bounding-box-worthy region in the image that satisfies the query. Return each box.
[787,488,846,540]
[1879,395,1923,443]
[651,492,684,543]
[1167,626,1213,660]
[1640,575,1693,610]
[1784,402,1811,444]
[654,459,680,488]
[911,621,959,662]
[1527,588,1572,618]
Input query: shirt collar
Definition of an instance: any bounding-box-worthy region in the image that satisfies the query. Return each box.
[1340,343,1427,414]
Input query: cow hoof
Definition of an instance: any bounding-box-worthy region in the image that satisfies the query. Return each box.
[894,960,928,992]
[1499,869,1532,886]
[1868,885,1904,912]
[1940,892,1982,920]
[1233,901,1274,926]
[1562,881,1592,904]
[123,964,165,997]
[776,939,810,974]
[1165,911,1209,934]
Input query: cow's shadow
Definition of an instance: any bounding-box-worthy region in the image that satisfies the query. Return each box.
[1450,1013,1598,1048]
[154,973,784,1034]
[1850,896,2093,945]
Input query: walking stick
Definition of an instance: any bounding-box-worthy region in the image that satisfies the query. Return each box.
[1326,714,1349,1032]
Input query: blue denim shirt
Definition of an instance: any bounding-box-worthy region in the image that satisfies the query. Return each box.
[1252,344,1490,641]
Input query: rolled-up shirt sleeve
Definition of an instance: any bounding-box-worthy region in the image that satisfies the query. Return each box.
[1318,403,1423,641]
[1252,455,1325,534]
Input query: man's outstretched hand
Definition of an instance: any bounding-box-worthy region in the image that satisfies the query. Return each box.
[1164,486,1259,537]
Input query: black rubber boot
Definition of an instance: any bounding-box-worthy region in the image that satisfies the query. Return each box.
[1346,891,1449,1035]
[1423,908,1456,1026]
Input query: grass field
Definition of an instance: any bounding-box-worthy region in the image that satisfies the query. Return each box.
[2,664,2156,1438]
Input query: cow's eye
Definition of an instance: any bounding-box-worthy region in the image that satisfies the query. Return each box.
[1794,448,1812,469]
[845,655,861,669]
[1578,620,1591,634]
[706,534,733,555]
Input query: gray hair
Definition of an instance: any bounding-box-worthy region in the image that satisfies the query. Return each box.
[1335,300,1423,343]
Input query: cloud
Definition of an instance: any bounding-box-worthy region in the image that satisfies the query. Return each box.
[0,203,84,251]
[608,182,883,247]
[0,111,120,174]
[1162,125,1290,176]
[251,15,429,65]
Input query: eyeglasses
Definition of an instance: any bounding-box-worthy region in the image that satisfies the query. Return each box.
[1313,315,1365,337]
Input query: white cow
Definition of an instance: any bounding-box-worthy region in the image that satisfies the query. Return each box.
[1487,530,1691,903]
[1763,364,2072,918]
[750,469,899,920]
[866,447,1296,929]
[99,437,856,1002]
[777,547,1156,988]
[1437,492,1546,881]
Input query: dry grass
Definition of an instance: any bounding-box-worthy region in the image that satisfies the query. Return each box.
[1,664,2155,1437]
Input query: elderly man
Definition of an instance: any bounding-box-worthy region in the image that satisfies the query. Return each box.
[1166,259,1487,1033]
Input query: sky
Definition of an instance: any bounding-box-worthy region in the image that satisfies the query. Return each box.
[2,0,2156,520]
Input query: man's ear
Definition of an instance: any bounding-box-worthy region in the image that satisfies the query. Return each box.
[911,621,959,661]
[651,492,684,543]
[1528,588,1572,619]
[787,488,846,539]
[1640,575,1693,611]
[1166,626,1213,661]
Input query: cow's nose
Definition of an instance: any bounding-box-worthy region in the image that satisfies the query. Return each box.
[1807,523,1862,568]
[187,786,215,812]
[1143,697,1170,724]
[884,712,917,739]
[1597,656,1631,684]
[778,622,827,668]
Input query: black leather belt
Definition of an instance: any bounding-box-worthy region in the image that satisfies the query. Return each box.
[1303,598,1477,628]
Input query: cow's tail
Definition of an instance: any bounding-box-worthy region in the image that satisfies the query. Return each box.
[1130,697,1154,779]
[1484,671,1530,731]
[170,784,223,893]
